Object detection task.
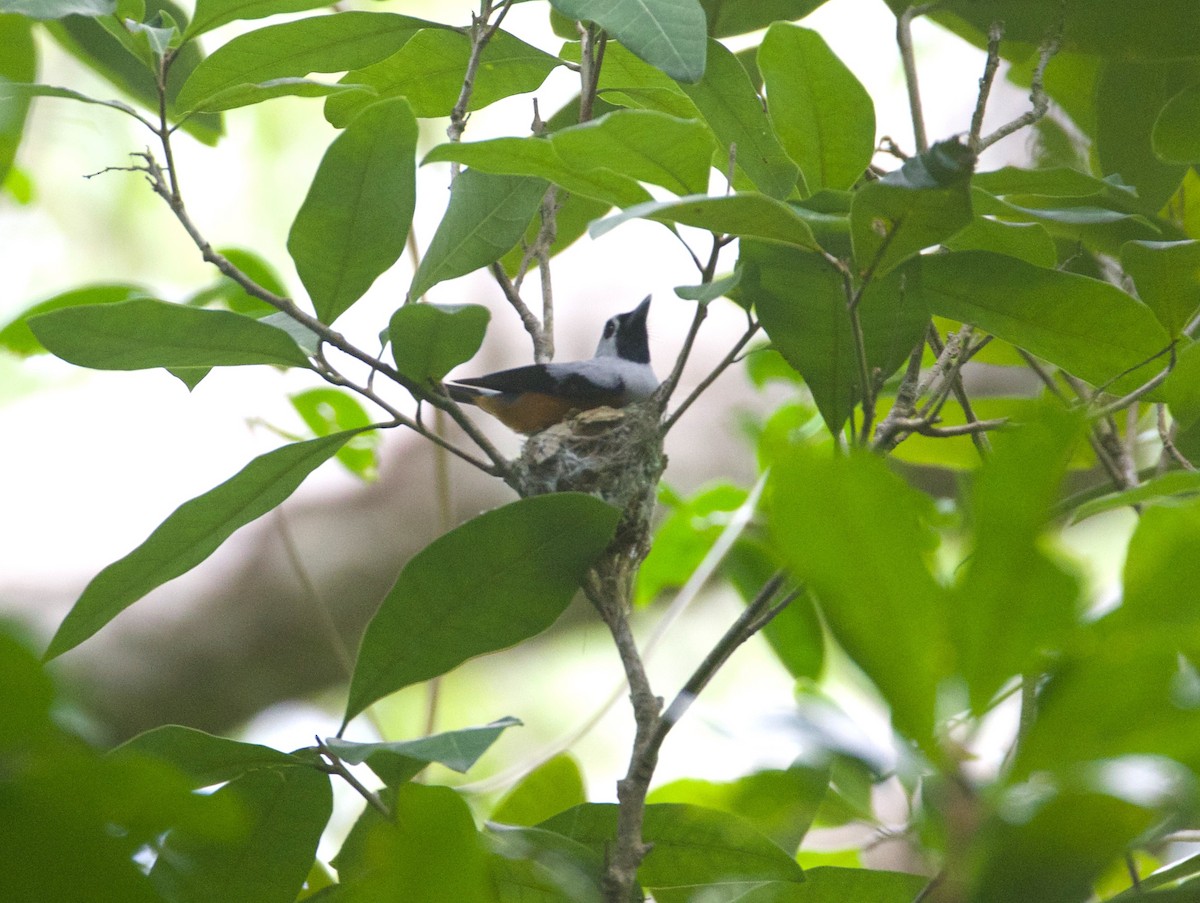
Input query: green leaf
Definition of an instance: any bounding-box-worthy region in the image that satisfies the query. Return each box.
[1121,240,1200,337]
[591,192,816,247]
[324,716,520,786]
[850,138,975,278]
[758,23,874,193]
[185,247,284,317]
[184,0,339,41]
[410,170,547,300]
[549,109,716,197]
[175,12,434,112]
[114,725,306,789]
[540,803,804,891]
[289,388,378,480]
[0,284,147,356]
[944,217,1057,268]
[767,448,948,746]
[44,432,362,659]
[184,76,370,113]
[486,823,604,903]
[0,17,35,189]
[288,98,417,324]
[343,493,619,724]
[768,866,925,902]
[1096,61,1190,213]
[0,0,113,18]
[423,136,652,209]
[569,39,699,120]
[500,191,610,276]
[326,26,559,124]
[700,0,829,38]
[742,242,928,433]
[151,767,332,903]
[492,754,587,827]
[1069,470,1200,523]
[28,298,311,371]
[0,81,146,120]
[675,268,741,304]
[389,303,490,384]
[1166,341,1200,428]
[972,188,1162,256]
[1154,80,1200,164]
[917,250,1173,393]
[550,0,707,84]
[679,38,799,200]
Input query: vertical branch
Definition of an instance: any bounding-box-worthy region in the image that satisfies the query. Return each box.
[968,22,1005,152]
[896,2,941,154]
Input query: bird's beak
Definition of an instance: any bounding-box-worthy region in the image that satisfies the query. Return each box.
[630,295,651,323]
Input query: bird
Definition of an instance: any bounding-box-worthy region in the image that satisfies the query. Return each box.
[444,296,658,434]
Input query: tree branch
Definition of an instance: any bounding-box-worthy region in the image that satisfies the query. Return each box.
[976,26,1060,152]
[896,2,942,155]
[968,22,1005,152]
[662,318,760,434]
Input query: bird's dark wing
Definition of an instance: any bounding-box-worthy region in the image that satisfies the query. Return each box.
[451,362,622,400]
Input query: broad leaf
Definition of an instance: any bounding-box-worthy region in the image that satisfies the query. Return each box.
[45,432,361,659]
[151,767,331,903]
[28,298,311,370]
[679,38,799,199]
[1121,239,1200,337]
[917,250,1172,392]
[767,866,926,902]
[175,12,434,112]
[0,17,35,189]
[410,170,547,300]
[944,217,1057,268]
[389,303,490,384]
[184,77,369,113]
[568,39,699,120]
[324,716,520,786]
[0,284,147,356]
[850,139,975,279]
[591,192,816,247]
[1068,471,1200,523]
[343,494,619,724]
[1154,80,1200,164]
[289,388,378,480]
[1166,341,1200,427]
[492,754,587,827]
[184,0,338,41]
[114,725,306,789]
[288,98,417,324]
[500,191,611,276]
[701,0,829,38]
[487,823,604,903]
[550,0,707,83]
[0,0,113,17]
[758,23,874,193]
[326,26,559,124]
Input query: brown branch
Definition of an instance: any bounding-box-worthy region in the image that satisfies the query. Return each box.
[447,0,516,148]
[315,736,391,818]
[896,2,942,155]
[968,22,1005,152]
[976,26,1060,152]
[662,318,760,434]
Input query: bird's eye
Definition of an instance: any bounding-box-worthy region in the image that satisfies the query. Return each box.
[603,321,616,338]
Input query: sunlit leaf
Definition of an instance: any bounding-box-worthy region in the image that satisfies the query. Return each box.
[550,0,707,83]
[492,754,587,827]
[701,0,829,38]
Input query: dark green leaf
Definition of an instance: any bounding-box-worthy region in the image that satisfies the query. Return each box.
[324,716,520,786]
[289,388,378,480]
[114,725,306,789]
[768,448,948,746]
[1154,80,1200,164]
[28,298,311,370]
[45,432,361,658]
[541,803,804,890]
[423,136,652,208]
[487,823,604,903]
[1166,341,1200,427]
[152,767,332,903]
[184,0,340,41]
[326,26,559,124]
[972,188,1162,255]
[0,284,147,356]
[492,754,586,827]
[850,139,975,278]
[944,217,1057,268]
[1069,470,1200,523]
[389,303,490,384]
[288,98,417,324]
[758,23,874,193]
[0,81,145,120]
[410,170,547,300]
[0,0,113,18]
[919,250,1172,392]
[1121,239,1200,337]
[701,0,829,38]
[343,494,619,724]
[550,0,707,83]
[0,16,35,189]
[680,38,799,199]
[591,192,816,247]
[972,166,1140,201]
[742,242,928,433]
[175,12,434,112]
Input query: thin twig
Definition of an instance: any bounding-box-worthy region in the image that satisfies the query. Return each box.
[968,22,1005,152]
[1158,404,1196,471]
[654,234,725,410]
[886,416,1009,438]
[896,3,942,155]
[275,509,354,676]
[976,26,1060,152]
[663,318,760,433]
[447,0,516,148]
[315,736,391,818]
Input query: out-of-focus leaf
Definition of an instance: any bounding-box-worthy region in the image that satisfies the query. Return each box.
[290,388,378,480]
[761,866,925,902]
[492,754,586,827]
[410,170,546,300]
[113,725,306,789]
[850,138,975,279]
[1166,341,1200,428]
[680,38,799,199]
[701,0,829,38]
[44,432,361,659]
[1068,471,1200,523]
[326,26,559,125]
[550,0,707,83]
[0,284,147,356]
[288,98,417,324]
[591,192,816,247]
[1121,240,1200,337]
[675,267,741,304]
[389,303,490,385]
[758,23,874,193]
[28,298,311,371]
[1154,80,1200,164]
[0,16,35,188]
[0,0,113,18]
[184,247,284,317]
[487,823,604,903]
[343,494,619,725]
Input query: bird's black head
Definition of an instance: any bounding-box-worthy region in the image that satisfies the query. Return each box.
[596,296,651,363]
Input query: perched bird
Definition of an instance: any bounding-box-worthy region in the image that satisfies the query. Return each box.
[445,296,658,434]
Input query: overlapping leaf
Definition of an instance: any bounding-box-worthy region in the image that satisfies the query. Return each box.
[550,0,707,83]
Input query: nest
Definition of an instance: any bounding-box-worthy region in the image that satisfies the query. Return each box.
[511,403,666,564]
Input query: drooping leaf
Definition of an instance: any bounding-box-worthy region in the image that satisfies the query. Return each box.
[1121,239,1200,337]
[679,38,799,199]
[343,494,619,724]
[0,17,35,189]
[850,138,975,279]
[175,12,435,112]
[44,432,362,659]
[1154,80,1200,164]
[758,23,874,193]
[326,26,560,124]
[700,0,829,38]
[151,767,332,903]
[550,0,707,83]
[113,725,307,790]
[324,717,521,786]
[288,98,417,324]
[917,250,1173,393]
[591,192,816,247]
[28,298,311,371]
[492,754,587,827]
[389,303,490,385]
[410,170,547,300]
[0,284,148,356]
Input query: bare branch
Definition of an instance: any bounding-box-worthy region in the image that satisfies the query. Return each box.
[1158,404,1197,471]
[896,2,942,155]
[663,319,760,434]
[447,0,517,148]
[968,22,1005,152]
[977,26,1061,152]
[315,736,391,818]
